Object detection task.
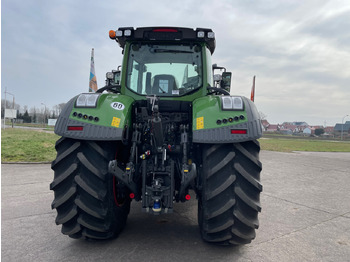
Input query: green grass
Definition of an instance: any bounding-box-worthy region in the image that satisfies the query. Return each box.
[2,128,350,163]
[259,138,350,152]
[7,122,55,130]
[1,128,59,162]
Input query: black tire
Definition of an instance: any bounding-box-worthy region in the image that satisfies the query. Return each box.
[50,137,130,240]
[198,140,262,245]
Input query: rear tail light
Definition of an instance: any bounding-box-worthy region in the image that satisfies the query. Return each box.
[67,126,84,131]
[231,129,247,134]
[153,28,178,32]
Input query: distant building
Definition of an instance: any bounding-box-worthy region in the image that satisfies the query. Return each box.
[281,121,309,134]
[324,126,334,134]
[334,121,350,135]
[265,124,280,132]
[280,128,293,135]
[261,120,270,131]
[292,121,308,126]
[262,120,338,137]
[303,127,315,135]
[311,125,324,130]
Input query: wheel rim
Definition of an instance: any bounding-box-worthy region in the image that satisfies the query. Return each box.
[112,176,128,207]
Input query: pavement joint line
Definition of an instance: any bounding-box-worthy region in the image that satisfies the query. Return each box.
[340,213,350,219]
[117,244,139,260]
[263,193,337,216]
[2,211,55,222]
[3,181,52,187]
[254,213,346,246]
[287,163,349,174]
[2,191,52,197]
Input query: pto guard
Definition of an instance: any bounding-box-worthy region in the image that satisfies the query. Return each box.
[192,96,262,143]
[55,93,134,140]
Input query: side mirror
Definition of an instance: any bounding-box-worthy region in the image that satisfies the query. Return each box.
[106,70,121,86]
[221,72,232,92]
[113,70,121,85]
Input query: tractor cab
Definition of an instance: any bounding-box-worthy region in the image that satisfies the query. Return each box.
[107,27,230,98]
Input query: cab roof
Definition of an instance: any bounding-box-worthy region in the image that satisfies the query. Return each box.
[110,27,216,54]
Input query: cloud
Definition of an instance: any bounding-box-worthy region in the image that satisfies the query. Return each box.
[2,0,349,126]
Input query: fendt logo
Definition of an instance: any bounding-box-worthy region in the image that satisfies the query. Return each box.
[110,102,125,110]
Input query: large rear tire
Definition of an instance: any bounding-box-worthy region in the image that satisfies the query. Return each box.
[50,137,130,240]
[198,140,262,245]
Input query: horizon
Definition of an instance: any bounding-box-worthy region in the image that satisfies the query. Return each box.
[2,0,350,127]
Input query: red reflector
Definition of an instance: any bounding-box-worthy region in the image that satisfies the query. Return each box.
[153,28,178,32]
[129,193,135,199]
[185,194,191,201]
[231,129,247,134]
[67,126,84,131]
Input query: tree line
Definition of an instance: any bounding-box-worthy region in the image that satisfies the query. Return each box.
[1,99,66,123]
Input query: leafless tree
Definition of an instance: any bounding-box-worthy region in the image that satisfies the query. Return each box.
[259,111,267,120]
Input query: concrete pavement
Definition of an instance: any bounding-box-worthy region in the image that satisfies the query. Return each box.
[2,151,350,261]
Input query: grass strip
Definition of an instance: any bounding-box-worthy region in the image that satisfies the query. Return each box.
[2,128,350,163]
[2,128,59,162]
[259,138,350,152]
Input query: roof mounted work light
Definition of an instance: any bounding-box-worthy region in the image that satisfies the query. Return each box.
[110,27,216,54]
[197,31,205,38]
[207,32,215,38]
[124,29,132,36]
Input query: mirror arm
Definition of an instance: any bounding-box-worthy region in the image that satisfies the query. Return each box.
[207,86,230,95]
[96,85,121,93]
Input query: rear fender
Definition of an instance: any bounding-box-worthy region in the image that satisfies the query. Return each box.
[55,93,134,140]
[192,95,262,143]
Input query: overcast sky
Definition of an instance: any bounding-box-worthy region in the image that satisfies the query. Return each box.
[2,0,350,126]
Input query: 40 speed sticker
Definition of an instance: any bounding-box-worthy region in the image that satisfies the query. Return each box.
[110,102,125,110]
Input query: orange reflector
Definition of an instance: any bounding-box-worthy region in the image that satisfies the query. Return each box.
[231,129,247,134]
[67,126,84,131]
[109,30,116,39]
[185,194,191,201]
[129,193,135,199]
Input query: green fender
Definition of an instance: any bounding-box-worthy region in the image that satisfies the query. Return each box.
[54,93,134,140]
[192,95,262,143]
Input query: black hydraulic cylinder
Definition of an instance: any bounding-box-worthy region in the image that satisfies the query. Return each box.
[152,114,164,148]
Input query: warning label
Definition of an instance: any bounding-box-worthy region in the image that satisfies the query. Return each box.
[196,117,204,130]
[111,117,121,127]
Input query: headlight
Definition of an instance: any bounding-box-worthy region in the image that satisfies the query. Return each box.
[221,96,244,111]
[115,30,123,37]
[75,93,100,108]
[197,31,205,38]
[106,72,114,80]
[124,29,132,36]
[207,32,215,38]
[222,97,233,109]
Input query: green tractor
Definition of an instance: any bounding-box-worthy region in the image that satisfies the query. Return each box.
[50,27,263,245]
